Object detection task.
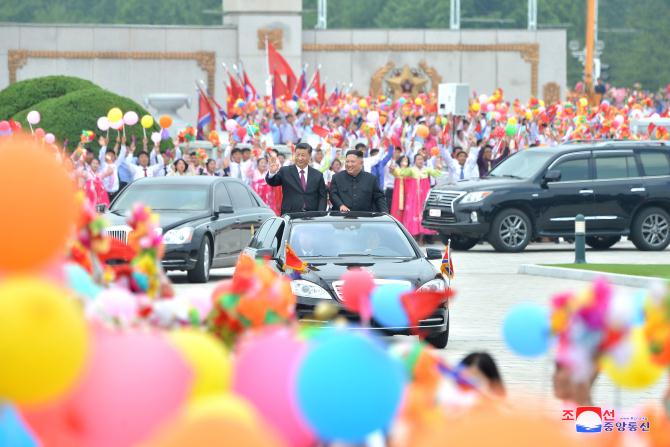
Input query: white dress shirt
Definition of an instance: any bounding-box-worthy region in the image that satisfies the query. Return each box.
[123,153,165,181]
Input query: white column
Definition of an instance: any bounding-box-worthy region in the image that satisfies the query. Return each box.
[450,0,460,30]
[316,0,327,29]
[528,0,537,30]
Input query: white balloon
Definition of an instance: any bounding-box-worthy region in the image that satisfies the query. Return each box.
[97,117,110,131]
[151,132,161,144]
[110,119,124,130]
[27,110,41,125]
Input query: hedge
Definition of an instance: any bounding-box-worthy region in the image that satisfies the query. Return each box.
[9,83,163,154]
[0,76,97,119]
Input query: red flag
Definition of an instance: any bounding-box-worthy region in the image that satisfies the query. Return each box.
[8,118,20,131]
[273,71,289,99]
[228,73,244,102]
[284,244,307,272]
[319,82,326,105]
[196,87,215,139]
[307,69,321,95]
[243,70,256,101]
[267,41,296,95]
[400,290,454,329]
[312,126,329,138]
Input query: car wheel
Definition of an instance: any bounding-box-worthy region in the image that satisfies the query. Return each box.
[439,233,478,251]
[425,312,449,349]
[187,237,211,283]
[488,208,532,252]
[631,207,670,251]
[585,235,621,250]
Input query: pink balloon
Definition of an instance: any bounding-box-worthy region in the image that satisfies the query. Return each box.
[23,328,191,447]
[95,287,139,325]
[188,294,212,321]
[97,117,110,131]
[34,128,45,138]
[110,120,124,130]
[0,121,9,132]
[366,111,380,125]
[233,328,315,447]
[123,111,139,126]
[151,132,161,144]
[27,110,40,125]
[225,119,238,132]
[44,133,56,144]
[486,103,495,112]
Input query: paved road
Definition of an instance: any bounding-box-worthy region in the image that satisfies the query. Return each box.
[169,239,669,414]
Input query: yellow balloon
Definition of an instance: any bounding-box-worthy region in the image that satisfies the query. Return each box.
[579,97,588,107]
[141,115,154,129]
[525,111,532,120]
[107,107,123,123]
[0,277,89,404]
[507,117,518,126]
[601,328,665,390]
[186,394,258,427]
[169,329,231,401]
[358,99,368,109]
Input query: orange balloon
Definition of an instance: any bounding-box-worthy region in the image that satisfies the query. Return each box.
[416,124,430,139]
[0,134,77,272]
[147,416,285,447]
[159,115,173,129]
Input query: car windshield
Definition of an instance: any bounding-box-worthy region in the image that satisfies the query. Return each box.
[288,221,417,258]
[111,185,210,212]
[488,150,554,179]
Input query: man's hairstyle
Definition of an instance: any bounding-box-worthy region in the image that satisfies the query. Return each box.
[189,151,197,156]
[346,149,364,159]
[241,147,251,152]
[354,142,367,151]
[230,147,242,156]
[206,158,216,165]
[269,148,280,157]
[105,148,116,155]
[273,113,282,120]
[295,142,313,154]
[138,151,150,158]
[369,148,380,156]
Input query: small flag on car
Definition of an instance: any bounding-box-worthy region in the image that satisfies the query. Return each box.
[440,240,454,280]
[284,243,308,273]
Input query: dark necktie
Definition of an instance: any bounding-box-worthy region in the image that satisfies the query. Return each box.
[460,166,465,180]
[300,169,307,191]
[143,167,148,177]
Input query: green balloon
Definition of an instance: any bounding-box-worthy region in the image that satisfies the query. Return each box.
[505,123,517,136]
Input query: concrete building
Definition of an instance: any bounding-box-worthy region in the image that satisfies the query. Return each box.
[0,0,565,122]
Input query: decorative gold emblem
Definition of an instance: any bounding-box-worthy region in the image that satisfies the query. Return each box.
[258,28,283,50]
[369,61,442,98]
[543,82,561,104]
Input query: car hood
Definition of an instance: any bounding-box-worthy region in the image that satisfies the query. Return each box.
[435,176,527,192]
[103,210,212,231]
[295,256,439,289]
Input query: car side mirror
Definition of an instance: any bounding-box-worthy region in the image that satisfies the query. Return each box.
[542,169,561,186]
[217,204,234,214]
[96,204,107,213]
[425,248,443,260]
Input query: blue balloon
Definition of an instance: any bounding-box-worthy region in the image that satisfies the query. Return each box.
[65,263,102,300]
[632,290,647,326]
[502,302,550,357]
[297,332,406,443]
[0,405,38,447]
[371,283,412,327]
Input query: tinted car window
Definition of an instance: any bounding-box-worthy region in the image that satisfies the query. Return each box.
[639,151,670,176]
[249,218,274,249]
[112,185,209,211]
[595,155,639,179]
[266,222,285,253]
[553,158,590,182]
[227,182,255,209]
[214,184,232,207]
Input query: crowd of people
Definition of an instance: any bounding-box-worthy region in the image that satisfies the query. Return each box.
[66,81,670,244]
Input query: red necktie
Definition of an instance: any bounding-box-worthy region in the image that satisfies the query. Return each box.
[300,169,307,191]
[143,167,147,177]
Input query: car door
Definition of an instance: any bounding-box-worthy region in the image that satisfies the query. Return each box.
[244,217,276,257]
[211,183,238,266]
[535,152,595,233]
[590,150,643,232]
[244,218,285,259]
[226,181,263,251]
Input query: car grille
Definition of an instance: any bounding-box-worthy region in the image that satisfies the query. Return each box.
[331,279,413,301]
[425,190,465,212]
[423,215,457,226]
[104,225,132,244]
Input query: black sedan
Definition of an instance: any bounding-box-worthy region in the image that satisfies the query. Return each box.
[102,176,275,282]
[243,211,450,348]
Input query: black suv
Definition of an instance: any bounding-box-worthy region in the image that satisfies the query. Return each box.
[423,141,670,252]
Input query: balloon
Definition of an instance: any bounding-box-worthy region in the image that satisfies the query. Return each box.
[107,107,123,123]
[236,126,247,140]
[34,128,45,139]
[471,102,481,112]
[370,283,412,327]
[493,111,501,121]
[151,132,161,144]
[0,121,11,132]
[169,329,231,401]
[296,331,406,443]
[225,119,238,132]
[505,123,517,137]
[93,287,139,325]
[185,395,258,427]
[478,94,488,104]
[579,97,588,107]
[123,111,139,126]
[507,117,517,126]
[233,328,314,447]
[110,120,124,130]
[366,110,380,125]
[159,115,173,129]
[431,147,440,157]
[141,115,154,129]
[0,278,89,405]
[416,124,430,139]
[23,329,191,447]
[502,303,550,357]
[146,414,283,447]
[64,263,102,300]
[97,116,110,131]
[26,110,40,125]
[0,405,38,447]
[340,269,375,318]
[0,135,77,271]
[486,103,495,112]
[358,99,368,109]
[601,328,665,389]
[414,97,423,106]
[44,133,55,144]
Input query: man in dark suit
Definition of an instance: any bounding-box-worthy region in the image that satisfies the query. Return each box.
[330,150,389,213]
[266,142,327,215]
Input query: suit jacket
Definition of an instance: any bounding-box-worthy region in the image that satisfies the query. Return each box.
[329,170,389,213]
[265,165,327,215]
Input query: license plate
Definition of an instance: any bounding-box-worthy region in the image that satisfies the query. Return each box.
[428,209,441,217]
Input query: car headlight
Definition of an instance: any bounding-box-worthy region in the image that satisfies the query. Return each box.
[163,227,194,244]
[418,278,446,292]
[290,280,332,299]
[460,191,493,204]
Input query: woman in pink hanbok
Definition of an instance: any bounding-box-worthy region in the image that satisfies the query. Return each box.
[247,157,279,215]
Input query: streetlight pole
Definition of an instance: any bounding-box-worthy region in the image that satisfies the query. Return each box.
[584,0,596,93]
[528,0,537,31]
[450,0,460,30]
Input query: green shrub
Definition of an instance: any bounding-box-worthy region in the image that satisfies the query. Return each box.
[12,86,162,154]
[0,76,97,119]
